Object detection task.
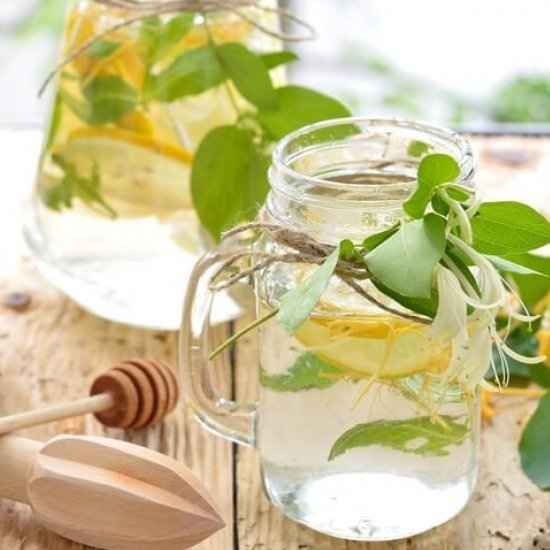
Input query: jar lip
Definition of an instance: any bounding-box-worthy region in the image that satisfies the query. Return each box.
[271,117,476,196]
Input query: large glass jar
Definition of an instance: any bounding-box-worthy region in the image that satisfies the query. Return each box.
[181,118,480,541]
[24,0,280,329]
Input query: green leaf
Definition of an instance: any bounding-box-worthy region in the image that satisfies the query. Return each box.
[446,248,481,296]
[365,214,446,298]
[191,126,269,240]
[339,239,357,261]
[431,194,450,216]
[257,85,351,140]
[404,154,460,219]
[276,246,340,334]
[140,14,194,64]
[151,46,225,102]
[260,51,299,69]
[446,186,471,202]
[329,415,469,461]
[153,13,195,60]
[83,76,138,125]
[59,88,91,123]
[530,360,550,388]
[88,39,121,59]
[403,186,433,220]
[505,253,550,277]
[514,274,550,311]
[216,43,277,109]
[407,140,430,158]
[339,239,366,264]
[507,253,550,308]
[246,150,272,208]
[520,392,550,489]
[45,154,116,218]
[260,352,341,391]
[471,201,550,255]
[140,15,162,43]
[486,255,548,276]
[419,154,461,188]
[372,281,439,318]
[362,225,398,251]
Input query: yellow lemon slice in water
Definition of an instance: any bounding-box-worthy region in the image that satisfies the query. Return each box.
[62,127,193,212]
[295,317,450,379]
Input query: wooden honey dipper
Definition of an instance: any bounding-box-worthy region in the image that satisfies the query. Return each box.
[0,359,179,434]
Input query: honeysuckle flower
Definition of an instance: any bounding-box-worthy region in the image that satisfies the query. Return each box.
[429,264,492,391]
[429,234,544,391]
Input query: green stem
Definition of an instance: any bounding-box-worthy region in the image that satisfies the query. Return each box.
[438,188,473,245]
[444,183,476,197]
[203,14,242,119]
[208,309,278,361]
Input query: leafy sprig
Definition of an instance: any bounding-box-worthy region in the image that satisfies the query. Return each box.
[328,416,469,461]
[52,10,350,231]
[260,352,340,392]
[186,42,350,239]
[268,154,550,333]
[44,154,116,217]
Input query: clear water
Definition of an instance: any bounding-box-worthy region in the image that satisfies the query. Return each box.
[262,468,472,541]
[23,202,240,329]
[257,314,478,541]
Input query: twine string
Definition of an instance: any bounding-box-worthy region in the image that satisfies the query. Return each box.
[209,222,431,325]
[40,0,315,95]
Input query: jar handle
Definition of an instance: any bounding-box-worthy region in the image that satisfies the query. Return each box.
[179,250,257,447]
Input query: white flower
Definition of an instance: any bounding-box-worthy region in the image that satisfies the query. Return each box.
[429,235,544,390]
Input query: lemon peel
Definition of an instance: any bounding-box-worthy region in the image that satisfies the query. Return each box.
[295,316,451,380]
[68,127,193,164]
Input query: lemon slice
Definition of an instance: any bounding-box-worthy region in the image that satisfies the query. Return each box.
[63,127,193,212]
[295,317,450,379]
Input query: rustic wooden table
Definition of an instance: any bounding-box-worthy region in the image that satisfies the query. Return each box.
[0,128,549,550]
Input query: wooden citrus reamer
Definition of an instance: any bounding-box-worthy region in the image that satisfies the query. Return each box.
[0,433,224,549]
[0,358,178,433]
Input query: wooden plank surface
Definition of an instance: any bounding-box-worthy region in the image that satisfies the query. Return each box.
[0,128,234,550]
[0,129,549,550]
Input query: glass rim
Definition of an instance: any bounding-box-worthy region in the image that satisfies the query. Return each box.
[270,117,476,195]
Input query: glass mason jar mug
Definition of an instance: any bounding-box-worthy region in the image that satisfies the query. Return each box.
[181,118,480,541]
[24,0,280,330]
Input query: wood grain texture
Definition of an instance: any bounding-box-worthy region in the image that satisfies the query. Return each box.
[26,435,224,550]
[0,129,234,550]
[233,136,550,550]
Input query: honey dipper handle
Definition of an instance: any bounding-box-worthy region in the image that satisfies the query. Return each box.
[0,394,114,436]
[0,435,41,503]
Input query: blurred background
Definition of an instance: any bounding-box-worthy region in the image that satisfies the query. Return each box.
[1,0,550,129]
